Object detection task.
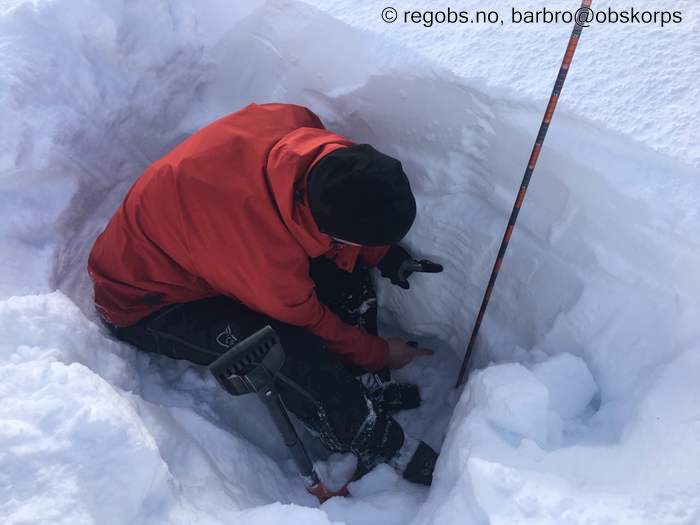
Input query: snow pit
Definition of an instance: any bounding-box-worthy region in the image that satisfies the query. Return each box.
[532,352,597,421]
[1,1,699,524]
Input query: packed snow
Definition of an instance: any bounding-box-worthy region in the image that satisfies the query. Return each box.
[1,1,699,524]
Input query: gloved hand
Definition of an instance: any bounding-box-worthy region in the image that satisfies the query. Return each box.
[378,245,444,289]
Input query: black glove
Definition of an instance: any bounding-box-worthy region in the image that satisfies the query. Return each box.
[378,245,444,289]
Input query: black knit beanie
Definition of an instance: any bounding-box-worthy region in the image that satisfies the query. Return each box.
[307,144,416,246]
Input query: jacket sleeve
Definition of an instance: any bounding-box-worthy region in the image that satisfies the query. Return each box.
[294,294,390,371]
[201,246,389,371]
[248,279,389,370]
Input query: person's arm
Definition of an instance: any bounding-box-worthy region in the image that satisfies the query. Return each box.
[202,249,389,370]
[248,278,390,371]
[295,295,390,371]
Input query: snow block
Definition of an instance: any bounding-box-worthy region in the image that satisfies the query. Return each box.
[0,360,174,525]
[532,353,598,420]
[470,363,550,446]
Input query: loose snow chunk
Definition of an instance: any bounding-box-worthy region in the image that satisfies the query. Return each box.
[467,457,617,525]
[532,353,598,420]
[470,363,550,446]
[322,464,426,525]
[314,453,357,492]
[0,360,174,525]
[0,293,136,390]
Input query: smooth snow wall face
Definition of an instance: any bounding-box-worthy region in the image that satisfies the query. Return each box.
[3,0,700,523]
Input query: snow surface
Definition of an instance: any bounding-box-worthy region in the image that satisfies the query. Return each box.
[306,0,700,167]
[1,1,699,524]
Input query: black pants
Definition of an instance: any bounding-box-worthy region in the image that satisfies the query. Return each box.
[107,257,404,473]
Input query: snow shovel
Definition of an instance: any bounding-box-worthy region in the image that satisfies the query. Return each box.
[209,325,348,502]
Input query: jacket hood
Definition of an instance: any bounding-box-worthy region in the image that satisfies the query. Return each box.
[266,127,354,258]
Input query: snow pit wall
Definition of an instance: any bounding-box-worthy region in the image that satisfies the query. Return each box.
[2,1,699,524]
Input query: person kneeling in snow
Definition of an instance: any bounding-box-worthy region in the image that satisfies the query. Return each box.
[88,103,442,485]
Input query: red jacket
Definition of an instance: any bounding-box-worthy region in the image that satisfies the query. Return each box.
[88,103,390,370]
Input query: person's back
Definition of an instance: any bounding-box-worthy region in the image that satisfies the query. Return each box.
[89,102,327,327]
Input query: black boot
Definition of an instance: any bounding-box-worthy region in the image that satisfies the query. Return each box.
[359,369,422,414]
[380,382,421,414]
[402,441,438,486]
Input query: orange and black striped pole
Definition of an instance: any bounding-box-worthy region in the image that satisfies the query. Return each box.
[456,0,593,387]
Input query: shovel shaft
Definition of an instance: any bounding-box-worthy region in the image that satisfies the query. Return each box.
[259,387,320,486]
